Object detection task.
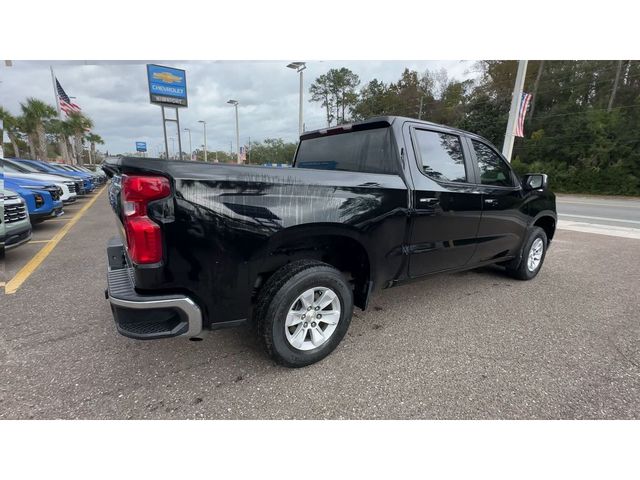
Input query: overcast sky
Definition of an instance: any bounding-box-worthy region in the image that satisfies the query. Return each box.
[0,60,476,155]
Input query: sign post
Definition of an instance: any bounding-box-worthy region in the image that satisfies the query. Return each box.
[146,64,188,160]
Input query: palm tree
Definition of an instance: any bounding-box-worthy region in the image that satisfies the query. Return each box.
[46,118,72,161]
[0,107,22,158]
[85,132,104,164]
[20,98,57,161]
[65,112,93,164]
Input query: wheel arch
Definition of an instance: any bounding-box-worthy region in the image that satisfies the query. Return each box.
[531,212,557,244]
[251,223,374,310]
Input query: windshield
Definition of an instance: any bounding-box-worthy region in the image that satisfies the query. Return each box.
[19,160,49,173]
[10,160,41,173]
[1,159,31,173]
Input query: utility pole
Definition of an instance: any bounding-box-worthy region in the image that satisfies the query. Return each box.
[608,60,624,113]
[528,60,544,119]
[502,60,528,162]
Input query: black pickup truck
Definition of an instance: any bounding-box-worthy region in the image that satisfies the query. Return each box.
[103,116,556,367]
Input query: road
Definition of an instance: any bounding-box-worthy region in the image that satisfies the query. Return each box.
[1,192,639,419]
[557,195,640,238]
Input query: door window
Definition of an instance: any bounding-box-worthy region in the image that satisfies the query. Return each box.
[472,140,515,187]
[413,130,467,183]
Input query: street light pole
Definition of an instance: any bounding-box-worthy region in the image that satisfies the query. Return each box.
[287,62,307,136]
[169,137,175,159]
[227,100,240,164]
[198,120,207,162]
[184,128,192,160]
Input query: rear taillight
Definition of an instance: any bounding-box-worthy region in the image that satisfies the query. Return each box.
[121,175,171,264]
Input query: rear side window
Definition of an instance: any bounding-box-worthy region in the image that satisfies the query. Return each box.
[295,127,398,174]
[413,130,467,183]
[472,140,515,187]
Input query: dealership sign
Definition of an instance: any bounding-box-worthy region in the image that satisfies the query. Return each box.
[146,64,188,107]
[135,141,147,152]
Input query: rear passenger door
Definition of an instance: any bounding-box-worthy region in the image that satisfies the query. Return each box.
[405,125,483,277]
[467,139,528,264]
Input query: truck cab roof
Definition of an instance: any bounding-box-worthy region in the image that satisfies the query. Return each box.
[300,116,484,143]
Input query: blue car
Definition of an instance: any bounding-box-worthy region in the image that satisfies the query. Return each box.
[47,162,98,189]
[13,158,95,193]
[3,175,64,223]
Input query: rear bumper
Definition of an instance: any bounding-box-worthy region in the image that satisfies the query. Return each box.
[105,237,202,339]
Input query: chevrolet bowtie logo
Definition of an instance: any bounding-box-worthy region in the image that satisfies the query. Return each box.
[153,72,182,83]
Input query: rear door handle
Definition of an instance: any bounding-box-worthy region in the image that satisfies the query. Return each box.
[418,197,439,207]
[484,198,499,206]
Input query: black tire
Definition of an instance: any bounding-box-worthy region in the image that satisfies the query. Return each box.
[255,260,354,368]
[506,226,548,280]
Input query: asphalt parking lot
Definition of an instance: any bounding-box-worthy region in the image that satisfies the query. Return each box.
[1,189,639,419]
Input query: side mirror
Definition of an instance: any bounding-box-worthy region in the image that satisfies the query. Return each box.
[523,173,547,191]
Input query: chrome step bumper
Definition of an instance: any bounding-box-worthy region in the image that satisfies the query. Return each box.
[106,237,202,340]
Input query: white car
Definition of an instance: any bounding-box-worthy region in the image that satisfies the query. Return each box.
[1,158,78,204]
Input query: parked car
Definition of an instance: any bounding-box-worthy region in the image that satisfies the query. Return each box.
[12,158,94,194]
[103,116,557,367]
[55,163,106,185]
[1,189,32,251]
[3,176,64,222]
[47,162,98,189]
[1,158,78,203]
[80,164,108,183]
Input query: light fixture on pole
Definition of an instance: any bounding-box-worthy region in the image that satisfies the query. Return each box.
[227,100,240,164]
[198,120,207,162]
[184,128,193,160]
[286,62,306,137]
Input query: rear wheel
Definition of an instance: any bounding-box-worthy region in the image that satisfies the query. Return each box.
[506,226,548,280]
[255,260,353,367]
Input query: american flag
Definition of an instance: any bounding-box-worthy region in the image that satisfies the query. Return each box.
[515,92,532,137]
[56,78,81,116]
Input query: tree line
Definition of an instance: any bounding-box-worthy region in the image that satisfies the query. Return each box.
[0,98,103,164]
[309,61,640,195]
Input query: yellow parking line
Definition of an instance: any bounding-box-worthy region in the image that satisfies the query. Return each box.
[5,186,106,295]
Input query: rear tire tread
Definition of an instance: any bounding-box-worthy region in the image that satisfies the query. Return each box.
[254,259,329,360]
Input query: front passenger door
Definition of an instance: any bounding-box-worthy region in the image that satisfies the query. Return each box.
[468,139,528,264]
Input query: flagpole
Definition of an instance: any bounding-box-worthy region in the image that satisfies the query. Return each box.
[502,60,528,163]
[51,66,76,164]
[50,66,62,120]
